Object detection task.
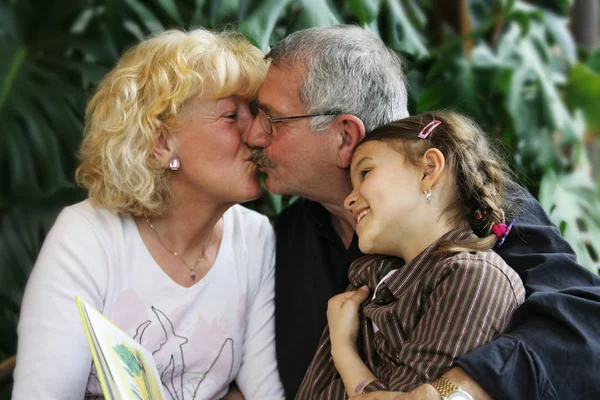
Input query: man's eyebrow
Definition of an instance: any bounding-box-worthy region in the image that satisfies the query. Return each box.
[255,100,272,114]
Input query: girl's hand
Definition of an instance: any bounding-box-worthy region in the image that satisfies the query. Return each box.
[327,285,370,350]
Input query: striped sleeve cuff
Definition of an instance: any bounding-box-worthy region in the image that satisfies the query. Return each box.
[362,379,388,393]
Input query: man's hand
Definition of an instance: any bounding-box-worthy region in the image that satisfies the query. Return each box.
[350,383,438,400]
[350,367,492,400]
[351,391,410,400]
[327,285,370,349]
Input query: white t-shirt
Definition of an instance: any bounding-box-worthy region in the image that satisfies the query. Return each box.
[13,200,283,400]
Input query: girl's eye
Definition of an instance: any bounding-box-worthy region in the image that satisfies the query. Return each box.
[360,169,370,178]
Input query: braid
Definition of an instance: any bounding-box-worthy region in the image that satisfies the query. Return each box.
[437,113,517,253]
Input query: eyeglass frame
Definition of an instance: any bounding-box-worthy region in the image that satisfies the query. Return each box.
[251,101,342,134]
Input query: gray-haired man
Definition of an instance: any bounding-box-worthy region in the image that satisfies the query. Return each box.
[244,25,600,400]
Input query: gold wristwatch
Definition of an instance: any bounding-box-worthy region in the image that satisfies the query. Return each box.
[430,376,474,400]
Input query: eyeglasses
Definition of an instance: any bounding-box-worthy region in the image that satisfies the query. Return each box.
[250,101,341,134]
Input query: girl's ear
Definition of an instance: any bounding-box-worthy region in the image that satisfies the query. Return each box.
[335,114,366,168]
[152,126,177,164]
[420,148,445,190]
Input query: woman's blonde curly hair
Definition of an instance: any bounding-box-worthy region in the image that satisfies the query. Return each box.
[75,28,266,216]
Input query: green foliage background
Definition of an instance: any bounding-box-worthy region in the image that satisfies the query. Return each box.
[1,0,600,394]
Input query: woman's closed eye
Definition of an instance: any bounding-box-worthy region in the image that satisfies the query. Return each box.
[223,112,238,120]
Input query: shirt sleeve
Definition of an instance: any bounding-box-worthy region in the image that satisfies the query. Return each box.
[295,327,348,400]
[12,206,110,400]
[235,215,284,399]
[370,257,524,392]
[455,191,600,400]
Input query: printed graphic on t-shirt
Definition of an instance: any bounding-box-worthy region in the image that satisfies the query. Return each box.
[86,299,237,400]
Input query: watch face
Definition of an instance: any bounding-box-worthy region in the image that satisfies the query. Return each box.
[447,391,474,400]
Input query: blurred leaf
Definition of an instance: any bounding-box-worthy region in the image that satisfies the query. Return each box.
[124,0,166,33]
[155,0,183,25]
[239,0,290,51]
[529,0,573,15]
[498,22,581,154]
[379,0,428,57]
[471,43,502,68]
[347,0,381,26]
[0,34,85,206]
[288,0,341,32]
[208,0,239,26]
[541,9,576,65]
[539,169,600,275]
[566,64,600,132]
[587,48,600,73]
[417,53,480,118]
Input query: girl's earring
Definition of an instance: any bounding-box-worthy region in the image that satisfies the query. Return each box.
[423,189,432,203]
[169,156,181,171]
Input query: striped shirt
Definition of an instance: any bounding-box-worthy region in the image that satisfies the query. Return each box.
[296,228,525,399]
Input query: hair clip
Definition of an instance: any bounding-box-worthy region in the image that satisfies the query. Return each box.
[418,119,442,139]
[492,219,515,247]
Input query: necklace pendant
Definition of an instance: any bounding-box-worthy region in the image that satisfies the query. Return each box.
[191,271,196,281]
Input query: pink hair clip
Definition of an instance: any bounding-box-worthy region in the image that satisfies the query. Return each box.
[492,219,515,247]
[418,119,442,139]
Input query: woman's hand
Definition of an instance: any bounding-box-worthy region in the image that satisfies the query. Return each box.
[327,285,370,350]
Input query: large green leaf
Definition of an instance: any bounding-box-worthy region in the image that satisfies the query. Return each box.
[587,48,600,73]
[491,17,582,181]
[239,0,290,51]
[347,0,381,26]
[416,50,481,119]
[124,0,167,33]
[539,169,600,275]
[379,0,428,58]
[566,64,600,132]
[287,0,341,33]
[541,9,576,65]
[501,22,579,140]
[0,2,90,206]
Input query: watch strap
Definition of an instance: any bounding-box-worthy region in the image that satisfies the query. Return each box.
[430,376,461,399]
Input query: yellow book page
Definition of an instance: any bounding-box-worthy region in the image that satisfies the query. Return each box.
[76,296,165,400]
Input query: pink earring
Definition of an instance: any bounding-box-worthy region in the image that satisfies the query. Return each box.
[424,189,432,203]
[169,156,181,171]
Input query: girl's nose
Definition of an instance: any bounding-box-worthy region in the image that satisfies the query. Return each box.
[344,192,357,211]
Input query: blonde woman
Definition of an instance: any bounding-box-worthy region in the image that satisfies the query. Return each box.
[13,29,283,399]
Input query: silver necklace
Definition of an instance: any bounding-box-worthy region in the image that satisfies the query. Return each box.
[144,217,216,281]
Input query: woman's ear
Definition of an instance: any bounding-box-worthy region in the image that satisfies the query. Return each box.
[336,115,366,168]
[420,148,445,190]
[152,126,177,164]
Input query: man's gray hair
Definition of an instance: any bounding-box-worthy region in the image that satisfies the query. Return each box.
[266,25,409,134]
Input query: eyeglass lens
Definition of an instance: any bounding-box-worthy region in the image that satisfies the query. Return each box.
[257,108,272,134]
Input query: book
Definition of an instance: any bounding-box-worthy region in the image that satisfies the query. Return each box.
[76,296,166,400]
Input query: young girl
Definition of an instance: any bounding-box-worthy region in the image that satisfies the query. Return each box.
[297,111,525,399]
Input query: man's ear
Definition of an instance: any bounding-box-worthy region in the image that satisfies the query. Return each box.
[420,148,445,190]
[152,125,177,164]
[335,114,365,168]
